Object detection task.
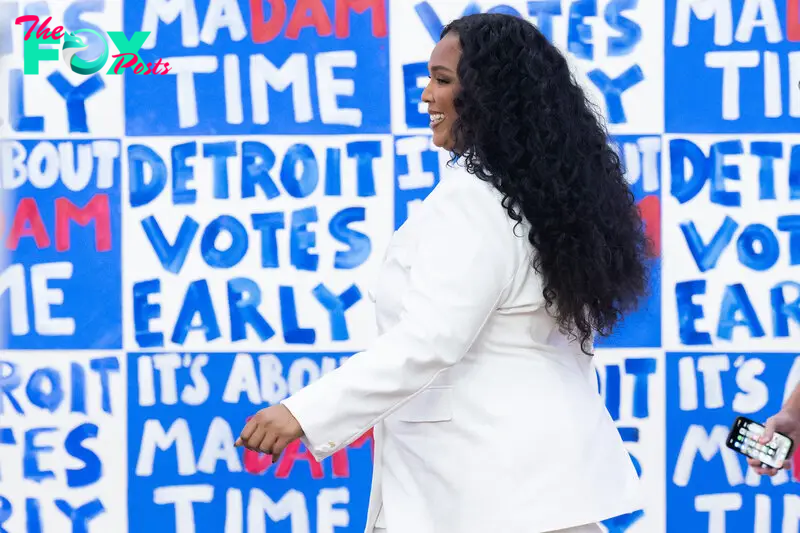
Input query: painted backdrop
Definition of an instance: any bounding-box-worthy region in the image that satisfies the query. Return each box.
[1,0,799,532]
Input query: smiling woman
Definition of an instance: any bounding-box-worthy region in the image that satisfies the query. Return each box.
[422,34,461,149]
[237,12,650,533]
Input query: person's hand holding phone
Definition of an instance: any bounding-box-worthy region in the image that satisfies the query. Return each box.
[747,409,800,476]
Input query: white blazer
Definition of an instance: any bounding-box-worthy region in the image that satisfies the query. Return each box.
[282,162,644,533]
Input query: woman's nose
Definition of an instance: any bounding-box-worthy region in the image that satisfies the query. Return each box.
[421,81,433,103]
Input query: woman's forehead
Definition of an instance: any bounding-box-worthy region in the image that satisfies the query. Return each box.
[428,34,461,69]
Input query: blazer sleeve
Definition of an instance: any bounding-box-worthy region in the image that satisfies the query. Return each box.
[281,177,520,461]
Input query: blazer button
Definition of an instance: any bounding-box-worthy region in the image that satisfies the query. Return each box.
[327,441,336,448]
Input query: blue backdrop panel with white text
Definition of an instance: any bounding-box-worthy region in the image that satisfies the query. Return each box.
[122,0,391,136]
[0,139,122,349]
[666,352,800,532]
[664,0,800,133]
[127,351,373,533]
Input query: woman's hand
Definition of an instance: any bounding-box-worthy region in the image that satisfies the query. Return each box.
[747,409,800,476]
[235,404,304,463]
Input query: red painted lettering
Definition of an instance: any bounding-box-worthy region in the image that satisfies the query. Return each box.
[111,52,139,74]
[788,0,800,41]
[793,448,800,481]
[332,428,374,477]
[160,62,172,74]
[51,26,64,40]
[242,427,374,477]
[243,447,274,474]
[134,63,145,74]
[286,0,333,39]
[55,194,111,252]
[6,198,50,250]
[273,440,325,479]
[335,0,387,38]
[250,0,287,43]
[638,194,661,257]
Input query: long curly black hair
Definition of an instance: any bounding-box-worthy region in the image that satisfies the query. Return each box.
[441,14,651,355]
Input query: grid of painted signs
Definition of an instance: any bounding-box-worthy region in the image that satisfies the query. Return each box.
[1,0,799,531]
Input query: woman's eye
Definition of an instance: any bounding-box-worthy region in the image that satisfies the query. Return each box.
[426,75,450,84]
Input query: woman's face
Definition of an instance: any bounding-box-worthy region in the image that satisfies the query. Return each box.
[422,33,461,150]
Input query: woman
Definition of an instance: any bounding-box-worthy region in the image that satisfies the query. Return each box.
[235,13,651,533]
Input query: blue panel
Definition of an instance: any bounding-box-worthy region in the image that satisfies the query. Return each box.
[666,352,800,531]
[127,352,373,532]
[597,135,663,348]
[0,139,122,349]
[123,0,390,136]
[393,134,441,230]
[665,0,800,133]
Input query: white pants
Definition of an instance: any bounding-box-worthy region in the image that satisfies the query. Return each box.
[373,524,602,533]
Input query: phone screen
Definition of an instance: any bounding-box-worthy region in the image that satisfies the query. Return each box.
[728,417,793,469]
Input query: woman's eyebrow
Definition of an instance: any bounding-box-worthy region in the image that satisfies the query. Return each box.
[429,65,454,74]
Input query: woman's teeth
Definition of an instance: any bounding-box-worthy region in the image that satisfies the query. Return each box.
[430,113,445,126]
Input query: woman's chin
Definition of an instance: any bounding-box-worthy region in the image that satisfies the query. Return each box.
[431,132,451,150]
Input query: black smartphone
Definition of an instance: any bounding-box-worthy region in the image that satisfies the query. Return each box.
[726,416,794,469]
